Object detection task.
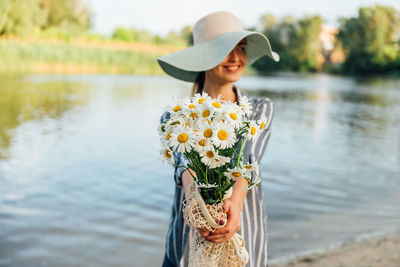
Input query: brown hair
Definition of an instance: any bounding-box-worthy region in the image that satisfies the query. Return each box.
[191,71,205,96]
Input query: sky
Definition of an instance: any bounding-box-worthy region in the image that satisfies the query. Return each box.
[87,0,400,37]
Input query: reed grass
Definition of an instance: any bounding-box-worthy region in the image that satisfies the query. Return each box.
[0,38,180,74]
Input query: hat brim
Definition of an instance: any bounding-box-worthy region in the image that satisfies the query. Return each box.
[157,30,279,82]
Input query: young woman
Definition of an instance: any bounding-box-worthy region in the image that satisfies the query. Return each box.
[158,11,279,267]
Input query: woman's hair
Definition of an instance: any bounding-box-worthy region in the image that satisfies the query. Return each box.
[191,71,205,97]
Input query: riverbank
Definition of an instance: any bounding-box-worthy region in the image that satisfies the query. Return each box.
[270,229,400,267]
[0,37,182,74]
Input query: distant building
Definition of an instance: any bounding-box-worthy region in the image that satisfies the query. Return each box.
[318,25,345,70]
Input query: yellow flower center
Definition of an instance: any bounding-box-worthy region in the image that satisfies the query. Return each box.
[204,129,213,138]
[217,130,228,140]
[173,106,181,112]
[245,165,253,169]
[206,151,214,158]
[190,112,198,119]
[165,150,172,158]
[260,122,266,129]
[232,172,241,177]
[212,102,221,108]
[198,98,206,104]
[178,133,188,143]
[202,110,210,117]
[229,113,237,120]
[251,126,256,135]
[188,104,196,109]
[198,139,206,146]
[166,132,172,140]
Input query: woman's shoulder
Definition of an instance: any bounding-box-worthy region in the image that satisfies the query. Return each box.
[248,96,274,120]
[249,96,273,106]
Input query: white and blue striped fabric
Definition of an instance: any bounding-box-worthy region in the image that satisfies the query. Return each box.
[159,86,274,267]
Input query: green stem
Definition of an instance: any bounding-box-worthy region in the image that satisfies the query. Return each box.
[205,166,208,184]
[235,134,248,168]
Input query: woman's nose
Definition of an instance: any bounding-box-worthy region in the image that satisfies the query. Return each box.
[228,49,240,62]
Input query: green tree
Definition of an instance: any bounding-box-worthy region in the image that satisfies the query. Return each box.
[112,26,137,42]
[0,0,92,37]
[254,14,323,73]
[0,0,46,35]
[337,4,400,74]
[39,0,92,36]
[180,25,193,45]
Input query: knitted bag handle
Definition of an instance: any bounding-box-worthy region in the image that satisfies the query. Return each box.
[193,182,233,229]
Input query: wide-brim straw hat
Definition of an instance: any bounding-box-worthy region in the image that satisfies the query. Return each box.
[157,11,280,82]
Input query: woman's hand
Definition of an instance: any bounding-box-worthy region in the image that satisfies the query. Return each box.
[205,198,242,243]
[197,227,211,238]
[182,168,196,200]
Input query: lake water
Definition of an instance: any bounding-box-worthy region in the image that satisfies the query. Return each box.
[0,73,399,266]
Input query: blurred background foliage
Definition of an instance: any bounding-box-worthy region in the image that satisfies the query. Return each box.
[0,1,399,76]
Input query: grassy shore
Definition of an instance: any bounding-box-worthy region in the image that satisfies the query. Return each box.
[270,229,400,267]
[0,37,185,74]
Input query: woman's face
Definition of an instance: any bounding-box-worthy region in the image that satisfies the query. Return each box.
[205,38,247,83]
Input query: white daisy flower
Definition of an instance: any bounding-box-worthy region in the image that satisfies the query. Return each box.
[196,182,218,188]
[222,102,243,129]
[167,97,187,115]
[200,148,230,169]
[197,120,215,140]
[243,162,260,174]
[192,92,213,105]
[243,162,261,188]
[211,95,224,109]
[159,145,174,165]
[214,154,230,168]
[212,121,236,149]
[194,137,212,153]
[257,113,270,131]
[180,99,201,121]
[169,124,196,153]
[197,101,215,121]
[224,167,245,181]
[170,113,191,128]
[160,129,173,146]
[181,108,200,121]
[247,121,260,141]
[239,95,253,118]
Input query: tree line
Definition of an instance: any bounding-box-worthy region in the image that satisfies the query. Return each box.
[0,0,91,37]
[0,1,399,75]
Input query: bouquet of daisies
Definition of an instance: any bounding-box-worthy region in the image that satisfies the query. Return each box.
[158,92,269,267]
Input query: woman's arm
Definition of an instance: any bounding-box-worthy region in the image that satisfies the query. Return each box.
[205,177,248,243]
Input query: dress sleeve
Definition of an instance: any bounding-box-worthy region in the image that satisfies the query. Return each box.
[159,111,188,188]
[250,97,275,163]
[173,152,189,188]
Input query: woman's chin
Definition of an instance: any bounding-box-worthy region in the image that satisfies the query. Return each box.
[224,73,243,82]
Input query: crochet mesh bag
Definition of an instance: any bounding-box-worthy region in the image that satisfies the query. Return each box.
[182,182,249,267]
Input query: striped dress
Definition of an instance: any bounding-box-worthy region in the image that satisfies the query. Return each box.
[159,86,274,267]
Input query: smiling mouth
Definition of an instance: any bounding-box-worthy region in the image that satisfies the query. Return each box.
[223,65,240,72]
